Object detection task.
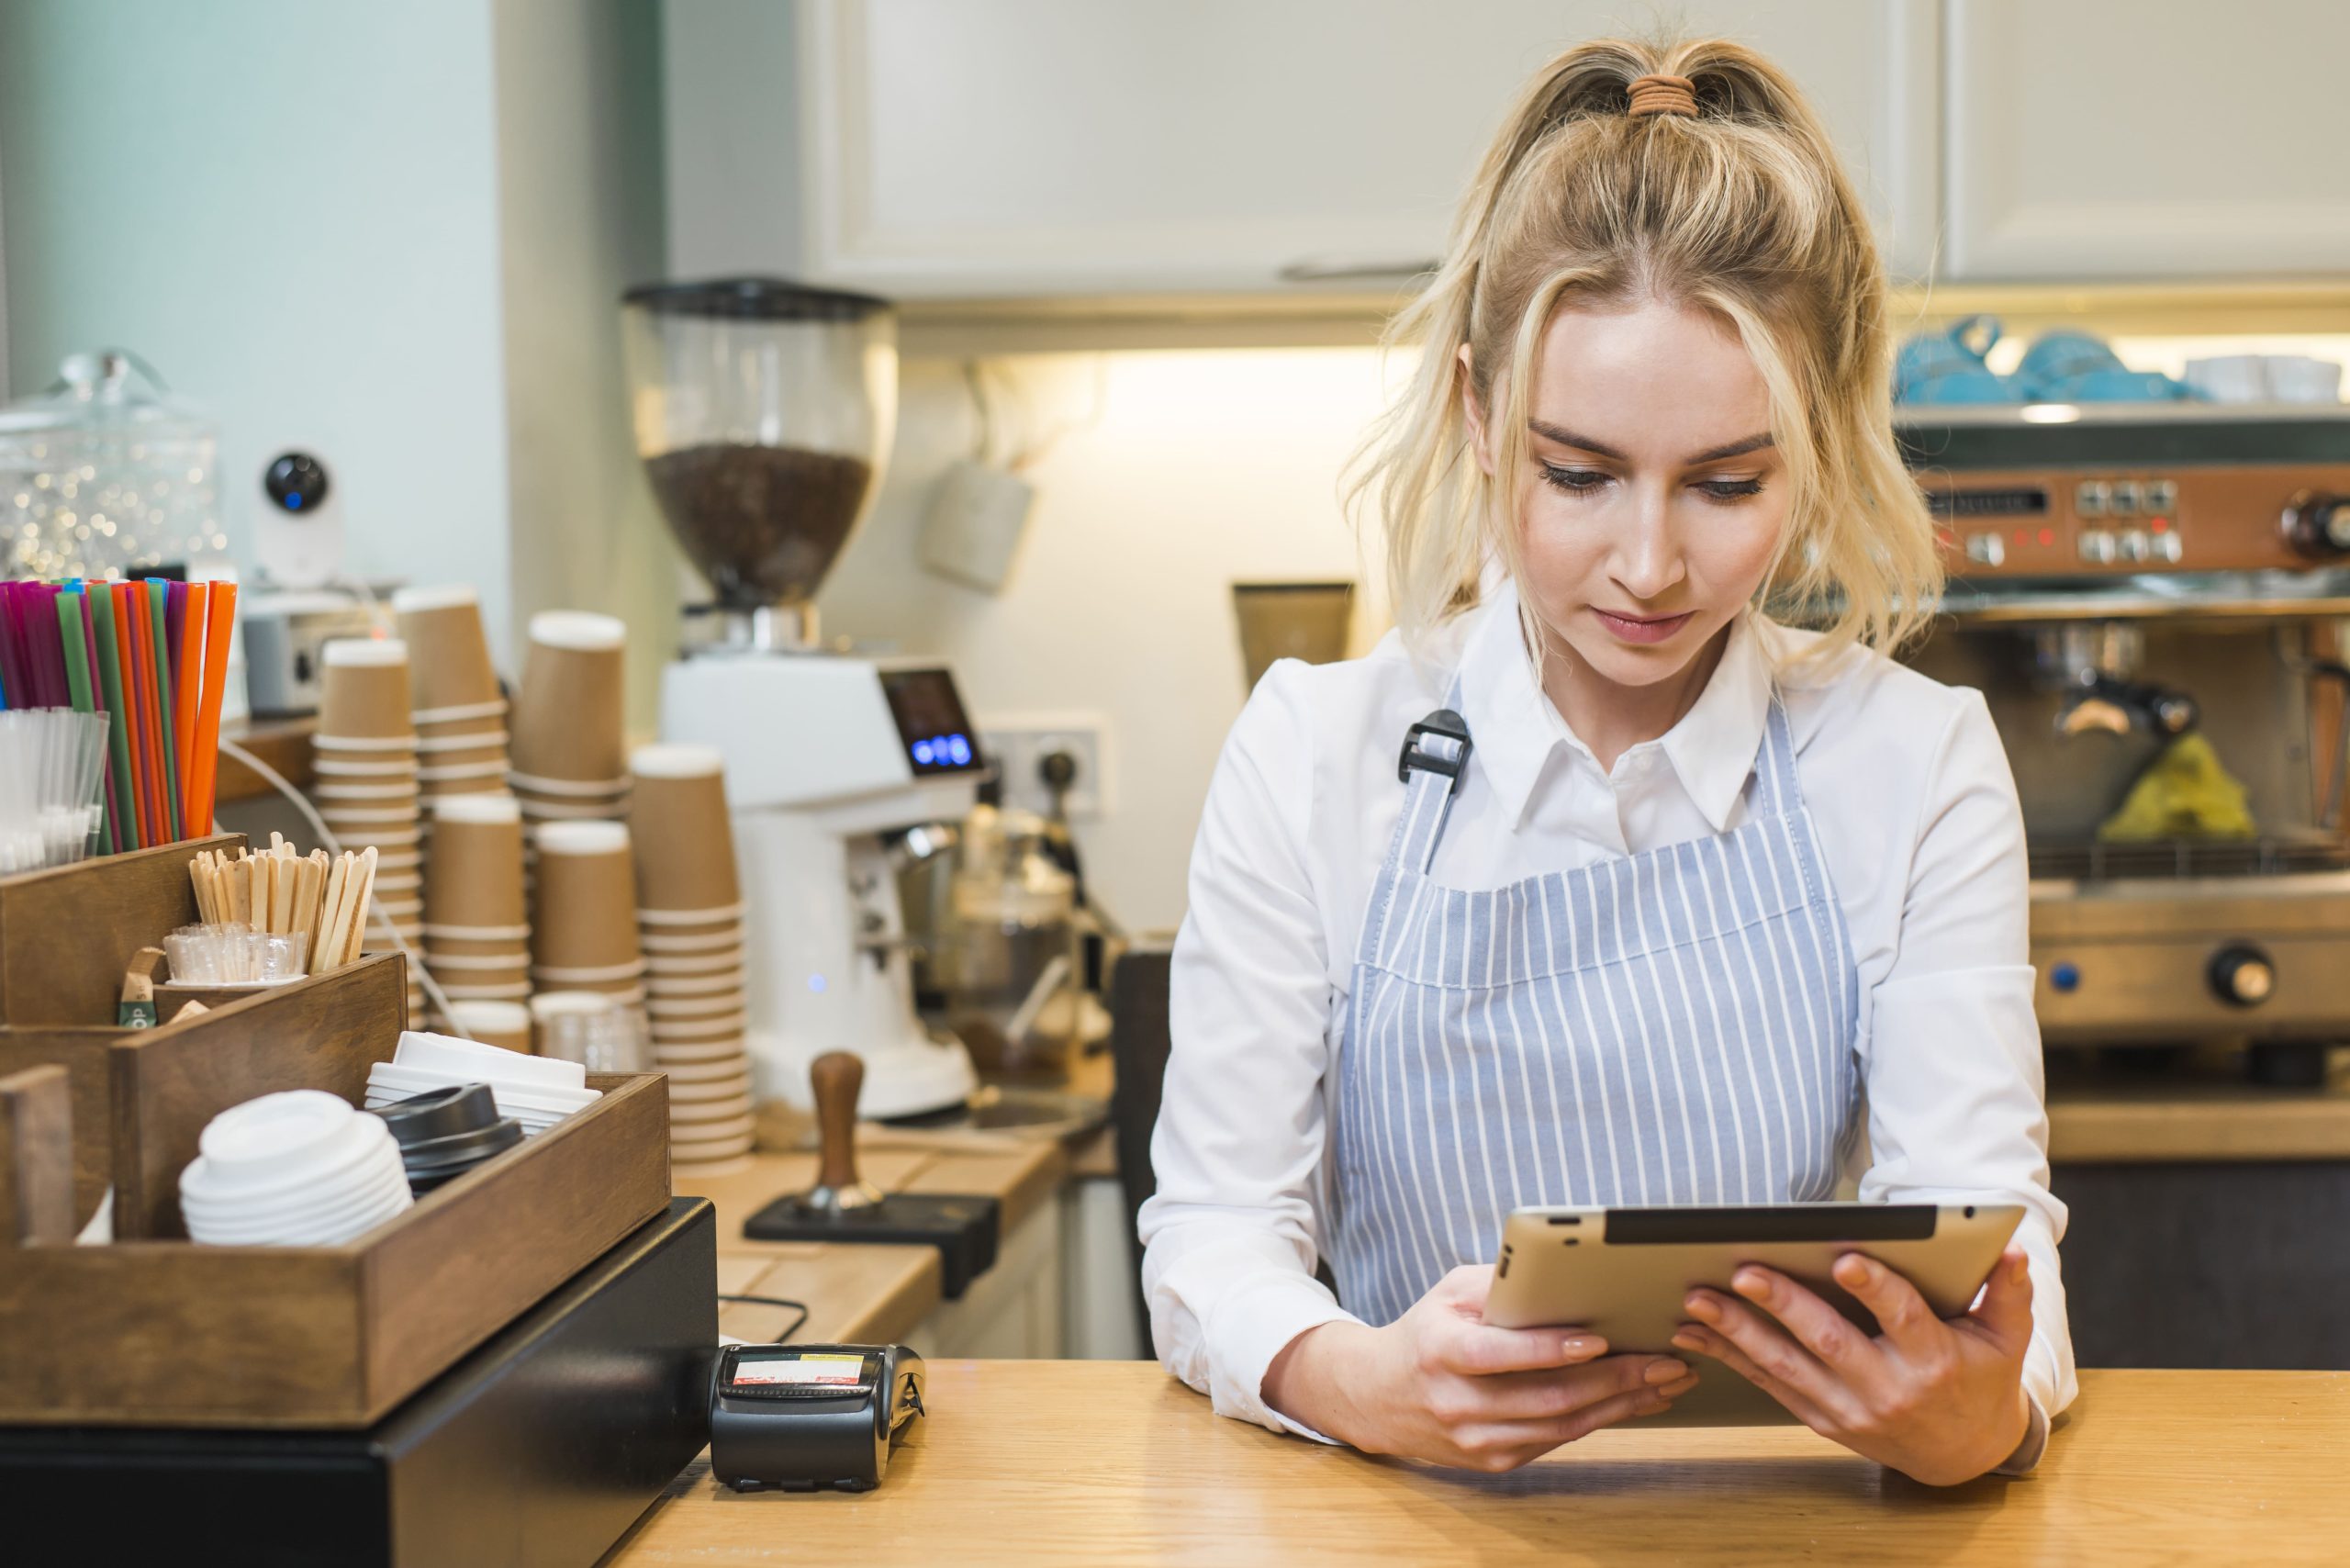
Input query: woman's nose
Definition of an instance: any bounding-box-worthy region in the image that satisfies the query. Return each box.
[1610,488,1687,600]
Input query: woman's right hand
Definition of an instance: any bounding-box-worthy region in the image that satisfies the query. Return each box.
[1261,1264,1698,1472]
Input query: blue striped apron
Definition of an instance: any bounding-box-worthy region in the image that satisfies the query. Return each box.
[1330,683,1862,1327]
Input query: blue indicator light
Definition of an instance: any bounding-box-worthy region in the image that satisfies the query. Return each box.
[946,734,973,766]
[808,972,827,994]
[2051,962,2079,993]
[285,493,304,510]
[911,739,935,766]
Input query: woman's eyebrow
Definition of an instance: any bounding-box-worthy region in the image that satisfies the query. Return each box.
[1525,420,1775,465]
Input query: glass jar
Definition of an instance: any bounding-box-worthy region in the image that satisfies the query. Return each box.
[0,352,224,581]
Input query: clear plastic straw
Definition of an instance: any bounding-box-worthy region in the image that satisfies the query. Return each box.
[0,708,117,874]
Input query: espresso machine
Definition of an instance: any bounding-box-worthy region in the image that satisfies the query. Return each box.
[624,278,982,1118]
[1900,404,2350,1081]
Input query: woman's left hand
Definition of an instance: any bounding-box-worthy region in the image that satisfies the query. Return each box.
[1673,1247,2034,1486]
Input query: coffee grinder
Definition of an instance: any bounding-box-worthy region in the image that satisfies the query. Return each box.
[624,278,982,1118]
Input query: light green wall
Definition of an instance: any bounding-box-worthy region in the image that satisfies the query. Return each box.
[0,0,675,718]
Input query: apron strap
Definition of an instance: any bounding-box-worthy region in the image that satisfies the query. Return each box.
[1388,678,1473,877]
[1750,693,1800,820]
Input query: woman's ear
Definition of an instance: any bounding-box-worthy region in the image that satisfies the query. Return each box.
[1457,344,1495,477]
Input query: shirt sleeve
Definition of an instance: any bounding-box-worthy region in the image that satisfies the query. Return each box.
[1138,661,1361,1438]
[1854,688,2079,1464]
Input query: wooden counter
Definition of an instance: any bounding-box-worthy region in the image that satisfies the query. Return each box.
[676,1139,1067,1347]
[604,1362,2347,1566]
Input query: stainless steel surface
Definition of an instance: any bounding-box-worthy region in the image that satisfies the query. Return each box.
[1905,405,2350,1050]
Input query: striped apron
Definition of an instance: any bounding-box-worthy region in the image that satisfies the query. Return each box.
[1329,684,1862,1327]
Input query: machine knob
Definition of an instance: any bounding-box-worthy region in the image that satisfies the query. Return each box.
[2208,945,2276,1008]
[2281,492,2350,558]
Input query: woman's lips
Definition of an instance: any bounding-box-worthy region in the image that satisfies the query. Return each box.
[1591,607,1696,645]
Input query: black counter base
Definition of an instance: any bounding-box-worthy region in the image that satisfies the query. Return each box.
[1,1196,718,1568]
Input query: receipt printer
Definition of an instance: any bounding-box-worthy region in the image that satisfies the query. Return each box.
[709,1343,926,1494]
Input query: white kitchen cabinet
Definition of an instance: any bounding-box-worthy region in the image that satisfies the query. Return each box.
[666,0,1940,295]
[1942,0,2350,280]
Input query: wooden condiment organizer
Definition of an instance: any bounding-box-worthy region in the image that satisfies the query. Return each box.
[0,834,245,1226]
[0,949,673,1428]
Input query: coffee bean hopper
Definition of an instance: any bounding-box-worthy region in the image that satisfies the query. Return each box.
[623,278,984,1120]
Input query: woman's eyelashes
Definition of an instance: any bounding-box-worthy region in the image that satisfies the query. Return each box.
[1535,463,1767,504]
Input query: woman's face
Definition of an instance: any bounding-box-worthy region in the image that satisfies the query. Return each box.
[1465,297,1790,692]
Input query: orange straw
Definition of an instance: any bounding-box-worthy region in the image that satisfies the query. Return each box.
[175,581,207,832]
[107,584,151,845]
[189,580,238,834]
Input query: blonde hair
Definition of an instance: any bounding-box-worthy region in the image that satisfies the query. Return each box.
[1348,36,1941,664]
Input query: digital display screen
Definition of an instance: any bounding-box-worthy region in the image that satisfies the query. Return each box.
[878,666,983,776]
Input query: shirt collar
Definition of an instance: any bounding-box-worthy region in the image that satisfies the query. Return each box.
[1453,579,1774,834]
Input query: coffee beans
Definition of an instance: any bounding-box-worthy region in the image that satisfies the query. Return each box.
[644,443,875,608]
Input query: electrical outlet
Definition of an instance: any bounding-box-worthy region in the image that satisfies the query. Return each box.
[979,713,1109,821]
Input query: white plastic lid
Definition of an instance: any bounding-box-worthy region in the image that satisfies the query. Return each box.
[431,792,521,825]
[533,819,631,856]
[529,610,625,652]
[390,583,480,614]
[442,1000,532,1032]
[629,743,724,780]
[322,636,409,668]
[530,990,619,1021]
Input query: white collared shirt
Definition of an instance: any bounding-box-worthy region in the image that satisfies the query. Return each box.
[1140,579,2076,1458]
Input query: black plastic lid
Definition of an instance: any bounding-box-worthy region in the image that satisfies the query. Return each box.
[621,276,892,322]
[368,1082,498,1147]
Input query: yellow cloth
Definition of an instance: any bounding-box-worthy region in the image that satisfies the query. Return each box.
[2098,732,2257,842]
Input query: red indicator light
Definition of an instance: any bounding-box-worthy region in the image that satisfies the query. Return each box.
[2013,529,2028,544]
[2038,528,2055,547]
[2150,517,2169,532]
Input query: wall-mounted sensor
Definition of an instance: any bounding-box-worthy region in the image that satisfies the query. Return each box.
[253,450,344,589]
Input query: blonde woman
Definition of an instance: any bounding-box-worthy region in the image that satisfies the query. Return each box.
[1140,39,2076,1484]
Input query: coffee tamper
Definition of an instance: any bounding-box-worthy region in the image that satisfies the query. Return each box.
[743,1050,1002,1295]
[798,1051,883,1213]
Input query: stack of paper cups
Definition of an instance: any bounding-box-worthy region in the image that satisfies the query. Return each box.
[440,998,534,1055]
[313,637,424,1018]
[421,793,531,1014]
[629,743,752,1171]
[394,585,512,805]
[509,611,629,829]
[530,820,646,1005]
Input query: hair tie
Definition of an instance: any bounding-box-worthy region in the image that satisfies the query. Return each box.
[1626,73,1698,118]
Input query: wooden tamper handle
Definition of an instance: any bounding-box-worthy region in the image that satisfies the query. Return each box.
[800,1051,884,1213]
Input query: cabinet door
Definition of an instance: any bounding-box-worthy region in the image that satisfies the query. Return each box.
[1944,0,2350,280]
[784,0,1937,296]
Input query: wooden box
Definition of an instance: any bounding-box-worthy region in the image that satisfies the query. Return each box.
[0,955,673,1428]
[0,834,240,1027]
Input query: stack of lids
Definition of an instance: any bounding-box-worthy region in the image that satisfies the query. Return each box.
[365,1081,523,1194]
[629,743,752,1173]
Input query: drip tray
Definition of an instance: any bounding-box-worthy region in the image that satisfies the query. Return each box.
[2030,836,2350,883]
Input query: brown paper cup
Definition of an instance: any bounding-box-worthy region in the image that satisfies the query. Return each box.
[530,821,641,969]
[509,610,626,783]
[670,1083,754,1112]
[650,1012,750,1040]
[644,946,747,975]
[426,795,527,927]
[392,585,503,712]
[625,745,742,911]
[437,998,532,1053]
[318,639,417,741]
[417,711,508,743]
[671,1115,757,1145]
[645,990,745,1019]
[313,755,419,778]
[652,1037,748,1063]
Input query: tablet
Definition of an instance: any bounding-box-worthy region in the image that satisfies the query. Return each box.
[1480,1202,2023,1427]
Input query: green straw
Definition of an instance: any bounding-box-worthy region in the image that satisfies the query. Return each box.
[146,580,183,841]
[54,588,111,855]
[88,586,140,851]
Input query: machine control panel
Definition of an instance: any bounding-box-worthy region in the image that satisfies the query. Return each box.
[876,666,985,777]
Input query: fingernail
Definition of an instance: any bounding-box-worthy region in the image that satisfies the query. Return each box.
[1562,1334,1605,1358]
[1733,1270,1769,1299]
[1835,1253,1870,1282]
[1686,1294,1721,1324]
[1643,1358,1688,1384]
[1659,1373,1700,1398]
[1669,1331,1702,1353]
